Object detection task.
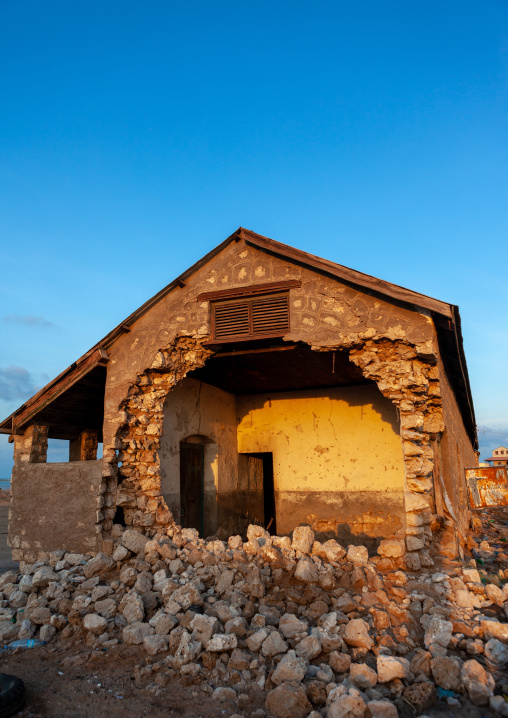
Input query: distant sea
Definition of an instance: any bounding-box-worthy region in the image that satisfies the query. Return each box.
[0,480,10,490]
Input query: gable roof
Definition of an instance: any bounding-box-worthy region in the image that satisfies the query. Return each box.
[0,227,477,447]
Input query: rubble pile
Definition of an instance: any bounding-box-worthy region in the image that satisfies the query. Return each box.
[1,522,508,718]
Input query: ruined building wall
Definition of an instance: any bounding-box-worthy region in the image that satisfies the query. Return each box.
[9,460,103,562]
[95,238,474,566]
[236,385,406,540]
[433,352,476,555]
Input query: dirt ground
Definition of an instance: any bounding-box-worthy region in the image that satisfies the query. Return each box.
[0,639,267,718]
[0,504,507,718]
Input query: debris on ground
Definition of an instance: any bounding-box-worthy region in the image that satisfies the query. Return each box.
[1,509,508,717]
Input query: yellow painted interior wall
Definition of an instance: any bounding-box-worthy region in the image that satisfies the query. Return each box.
[236,385,405,493]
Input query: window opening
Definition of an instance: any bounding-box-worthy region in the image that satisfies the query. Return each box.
[211,293,289,343]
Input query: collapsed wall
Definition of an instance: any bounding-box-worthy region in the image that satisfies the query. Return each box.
[8,240,476,565]
[100,327,453,571]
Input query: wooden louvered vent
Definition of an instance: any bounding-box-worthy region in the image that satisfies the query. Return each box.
[212,293,290,342]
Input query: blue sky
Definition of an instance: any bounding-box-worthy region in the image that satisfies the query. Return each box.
[1,0,507,474]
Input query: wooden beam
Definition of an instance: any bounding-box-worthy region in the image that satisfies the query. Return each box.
[214,345,297,358]
[198,280,301,302]
[12,348,108,433]
[241,230,453,318]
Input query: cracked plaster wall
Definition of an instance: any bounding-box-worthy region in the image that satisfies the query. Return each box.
[237,385,405,542]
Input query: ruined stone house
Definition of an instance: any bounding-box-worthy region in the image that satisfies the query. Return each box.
[0,228,478,567]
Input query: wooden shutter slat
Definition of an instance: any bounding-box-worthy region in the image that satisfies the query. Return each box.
[213,302,250,338]
[212,293,289,341]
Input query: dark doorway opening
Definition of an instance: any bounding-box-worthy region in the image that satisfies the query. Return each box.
[248,452,276,535]
[180,442,204,535]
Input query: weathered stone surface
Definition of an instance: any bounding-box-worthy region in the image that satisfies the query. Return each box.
[485,583,505,606]
[377,539,405,559]
[247,525,269,542]
[350,662,377,689]
[18,575,32,593]
[261,631,287,658]
[212,686,237,703]
[365,700,398,718]
[83,553,115,579]
[190,614,218,643]
[271,649,307,685]
[295,634,321,660]
[112,544,130,562]
[294,558,318,584]
[454,588,474,609]
[206,633,237,652]
[174,631,201,665]
[279,613,308,639]
[484,638,508,667]
[120,530,149,554]
[292,526,315,554]
[424,616,453,648]
[342,619,374,649]
[347,545,369,566]
[83,613,108,634]
[32,566,58,588]
[328,694,366,718]
[316,539,346,562]
[482,620,508,644]
[28,606,51,625]
[265,682,312,718]
[403,682,436,713]
[0,621,19,642]
[329,651,352,674]
[94,597,117,619]
[9,591,27,609]
[431,656,462,691]
[224,616,247,637]
[246,628,268,652]
[143,634,169,655]
[119,591,145,624]
[39,624,57,643]
[490,695,508,717]
[0,571,18,590]
[170,584,203,610]
[376,655,411,683]
[123,621,154,645]
[149,610,177,635]
[18,619,35,640]
[462,659,495,706]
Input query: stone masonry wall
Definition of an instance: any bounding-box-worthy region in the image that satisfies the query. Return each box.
[95,239,468,566]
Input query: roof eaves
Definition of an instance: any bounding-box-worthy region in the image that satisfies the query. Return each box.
[239,228,453,319]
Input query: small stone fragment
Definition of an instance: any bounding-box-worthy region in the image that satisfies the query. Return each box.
[350,662,377,689]
[83,613,108,635]
[265,682,312,718]
[376,655,411,683]
[462,659,495,706]
[292,526,315,554]
[342,618,374,650]
[271,649,307,685]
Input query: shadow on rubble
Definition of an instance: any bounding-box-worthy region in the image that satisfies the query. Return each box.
[319,524,382,556]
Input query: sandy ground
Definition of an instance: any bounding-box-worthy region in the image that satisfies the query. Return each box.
[0,640,266,718]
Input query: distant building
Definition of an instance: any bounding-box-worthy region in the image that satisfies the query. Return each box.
[485,446,508,467]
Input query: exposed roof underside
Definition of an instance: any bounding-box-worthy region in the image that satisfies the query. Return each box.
[0,227,477,448]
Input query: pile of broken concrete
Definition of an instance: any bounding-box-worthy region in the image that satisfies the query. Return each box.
[1,523,508,718]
